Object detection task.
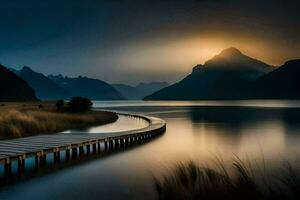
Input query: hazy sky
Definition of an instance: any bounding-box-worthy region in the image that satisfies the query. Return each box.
[0,0,299,85]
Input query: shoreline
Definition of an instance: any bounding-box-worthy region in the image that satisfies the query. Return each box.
[0,102,118,140]
[0,113,166,178]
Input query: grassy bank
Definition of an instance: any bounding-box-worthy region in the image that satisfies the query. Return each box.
[0,102,118,140]
[155,158,300,200]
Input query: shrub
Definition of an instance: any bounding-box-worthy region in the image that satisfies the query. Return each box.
[67,97,93,112]
[56,99,65,111]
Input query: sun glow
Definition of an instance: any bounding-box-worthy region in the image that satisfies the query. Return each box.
[94,31,290,84]
[112,35,275,74]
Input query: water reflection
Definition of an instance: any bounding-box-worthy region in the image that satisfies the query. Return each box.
[1,101,300,200]
[94,100,300,108]
[105,103,300,169]
[63,115,149,133]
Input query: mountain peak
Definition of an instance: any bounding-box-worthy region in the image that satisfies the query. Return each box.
[205,47,245,66]
[219,47,242,57]
[284,59,300,66]
[0,64,37,101]
[21,66,34,72]
[192,64,204,73]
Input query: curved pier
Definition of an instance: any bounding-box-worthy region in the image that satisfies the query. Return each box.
[0,113,166,176]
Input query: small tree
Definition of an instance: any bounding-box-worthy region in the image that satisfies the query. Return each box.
[56,99,65,111]
[67,97,92,112]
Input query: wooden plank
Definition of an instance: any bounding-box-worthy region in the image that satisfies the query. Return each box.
[0,141,53,148]
[3,138,84,143]
[0,144,44,152]
[0,154,8,159]
[0,151,22,156]
[0,148,30,154]
[6,136,95,143]
[0,113,166,164]
[11,139,88,145]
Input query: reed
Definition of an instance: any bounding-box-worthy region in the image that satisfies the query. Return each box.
[0,103,118,139]
[155,158,300,200]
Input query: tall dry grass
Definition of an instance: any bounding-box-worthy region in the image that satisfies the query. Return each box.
[0,109,118,139]
[155,158,300,200]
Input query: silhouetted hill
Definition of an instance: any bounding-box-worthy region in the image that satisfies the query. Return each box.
[112,84,139,100]
[113,82,169,99]
[144,48,274,100]
[136,82,169,97]
[203,48,273,78]
[49,75,125,100]
[0,64,37,101]
[15,66,70,100]
[253,59,300,99]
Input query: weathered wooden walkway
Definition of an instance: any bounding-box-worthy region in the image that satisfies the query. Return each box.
[0,113,166,176]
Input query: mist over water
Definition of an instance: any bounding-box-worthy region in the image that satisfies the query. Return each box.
[1,100,300,200]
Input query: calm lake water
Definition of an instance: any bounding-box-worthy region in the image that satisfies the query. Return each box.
[1,100,300,200]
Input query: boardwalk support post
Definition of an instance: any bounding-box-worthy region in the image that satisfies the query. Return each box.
[66,149,70,160]
[79,146,84,156]
[40,154,46,166]
[4,159,12,176]
[114,139,119,149]
[35,155,39,169]
[57,151,61,162]
[72,148,78,158]
[104,140,108,151]
[86,144,90,155]
[120,138,124,147]
[97,142,101,153]
[53,151,57,163]
[92,143,97,154]
[109,139,114,150]
[18,157,25,174]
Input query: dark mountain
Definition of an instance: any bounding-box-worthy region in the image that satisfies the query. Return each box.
[203,47,273,79]
[0,64,37,101]
[136,82,169,97]
[144,48,274,100]
[112,84,139,100]
[113,82,169,99]
[49,75,125,100]
[253,59,300,99]
[15,66,69,100]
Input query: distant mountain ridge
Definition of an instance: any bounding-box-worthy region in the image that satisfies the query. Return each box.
[48,74,125,100]
[144,48,300,100]
[112,82,169,99]
[13,67,125,100]
[15,66,70,100]
[12,65,168,100]
[112,84,139,100]
[5,47,300,101]
[0,64,37,101]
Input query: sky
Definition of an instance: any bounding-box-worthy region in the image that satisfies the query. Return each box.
[0,0,299,85]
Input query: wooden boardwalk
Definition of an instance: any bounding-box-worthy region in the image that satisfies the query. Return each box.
[0,113,166,176]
